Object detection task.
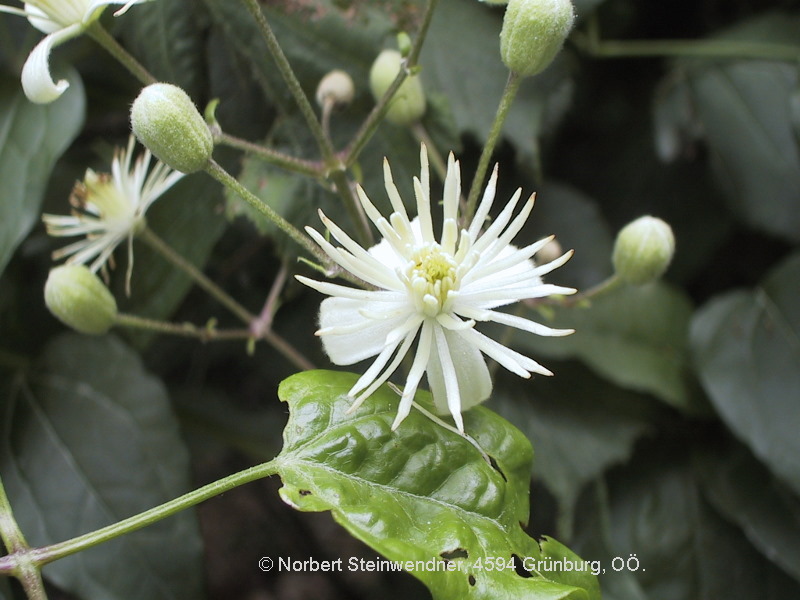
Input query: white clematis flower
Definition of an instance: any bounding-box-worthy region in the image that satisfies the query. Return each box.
[298,146,576,432]
[42,135,184,292]
[0,0,149,103]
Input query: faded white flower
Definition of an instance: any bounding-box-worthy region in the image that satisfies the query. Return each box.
[298,146,576,432]
[0,0,150,103]
[43,135,183,292]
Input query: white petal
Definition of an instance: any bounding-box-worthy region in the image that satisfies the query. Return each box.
[21,24,81,103]
[296,276,404,302]
[426,327,491,425]
[318,296,409,365]
[457,306,574,337]
[392,320,434,430]
[468,164,498,240]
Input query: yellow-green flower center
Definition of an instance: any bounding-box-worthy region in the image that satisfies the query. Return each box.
[407,244,458,316]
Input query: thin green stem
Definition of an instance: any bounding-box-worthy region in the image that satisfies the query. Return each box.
[465,71,522,220]
[578,35,800,62]
[140,227,255,325]
[343,0,441,166]
[0,462,279,572]
[0,476,47,599]
[114,313,239,340]
[241,0,337,165]
[218,133,322,178]
[86,23,156,86]
[204,159,322,261]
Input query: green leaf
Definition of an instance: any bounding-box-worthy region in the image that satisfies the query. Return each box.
[118,0,207,98]
[0,334,203,600]
[574,452,800,600]
[690,252,800,495]
[421,0,573,161]
[0,71,84,276]
[655,14,800,241]
[489,365,655,538]
[275,370,600,600]
[697,440,800,584]
[516,283,706,414]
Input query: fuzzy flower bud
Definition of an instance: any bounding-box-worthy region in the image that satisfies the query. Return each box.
[316,70,355,108]
[130,83,213,174]
[612,216,676,284]
[44,265,118,335]
[500,0,575,77]
[369,49,426,126]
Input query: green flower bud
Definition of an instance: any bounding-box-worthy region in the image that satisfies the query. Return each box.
[500,0,575,77]
[130,83,214,174]
[316,70,355,108]
[612,216,676,285]
[45,265,118,335]
[369,49,426,126]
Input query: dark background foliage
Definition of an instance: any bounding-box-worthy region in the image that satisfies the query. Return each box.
[1,0,799,598]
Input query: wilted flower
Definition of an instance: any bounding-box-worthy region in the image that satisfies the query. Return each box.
[298,146,576,432]
[0,0,150,103]
[43,135,184,292]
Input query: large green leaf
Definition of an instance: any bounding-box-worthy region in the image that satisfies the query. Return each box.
[0,334,203,600]
[697,440,800,584]
[516,283,706,414]
[0,71,84,276]
[690,252,800,495]
[654,14,800,241]
[421,0,573,162]
[275,370,600,600]
[574,452,800,600]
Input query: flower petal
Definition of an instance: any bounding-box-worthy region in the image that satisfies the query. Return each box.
[426,327,492,428]
[318,296,409,365]
[21,23,82,103]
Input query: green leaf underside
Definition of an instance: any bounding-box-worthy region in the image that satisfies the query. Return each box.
[691,252,800,496]
[0,334,203,600]
[0,71,85,276]
[516,283,704,414]
[276,370,600,600]
[697,441,800,584]
[658,14,800,242]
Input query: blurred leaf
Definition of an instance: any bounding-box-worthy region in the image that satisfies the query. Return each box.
[0,334,203,600]
[0,70,84,276]
[528,181,614,289]
[690,252,800,495]
[655,14,800,242]
[276,370,600,600]
[574,451,800,600]
[421,0,574,162]
[119,0,207,98]
[490,365,655,538]
[516,283,706,414]
[697,440,800,584]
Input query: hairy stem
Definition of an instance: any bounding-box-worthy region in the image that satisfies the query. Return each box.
[343,0,441,166]
[0,462,279,572]
[465,71,522,220]
[86,23,157,87]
